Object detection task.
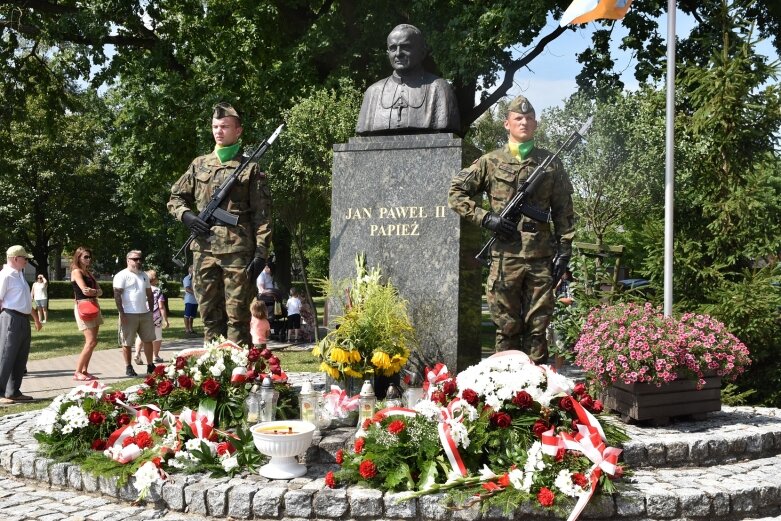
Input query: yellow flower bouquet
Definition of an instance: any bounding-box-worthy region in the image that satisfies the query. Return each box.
[313,254,417,382]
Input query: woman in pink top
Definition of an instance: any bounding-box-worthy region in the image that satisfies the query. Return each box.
[250,298,271,348]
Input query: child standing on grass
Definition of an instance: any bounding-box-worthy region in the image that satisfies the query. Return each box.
[250,298,271,349]
[286,287,302,343]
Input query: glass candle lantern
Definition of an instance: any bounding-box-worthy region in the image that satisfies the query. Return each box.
[259,376,280,422]
[357,380,376,426]
[298,381,318,423]
[384,384,403,408]
[244,383,263,424]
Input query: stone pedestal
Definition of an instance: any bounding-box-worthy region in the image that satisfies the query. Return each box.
[329,134,482,374]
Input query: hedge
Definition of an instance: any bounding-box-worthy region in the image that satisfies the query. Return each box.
[45,281,182,299]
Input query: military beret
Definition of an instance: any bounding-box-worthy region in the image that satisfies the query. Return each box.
[212,102,241,122]
[506,95,535,115]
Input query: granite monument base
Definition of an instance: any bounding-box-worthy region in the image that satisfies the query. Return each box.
[330,134,482,380]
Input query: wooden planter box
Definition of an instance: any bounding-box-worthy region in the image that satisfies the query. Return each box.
[603,375,721,424]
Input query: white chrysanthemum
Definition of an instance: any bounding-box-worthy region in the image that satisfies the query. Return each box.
[192,370,203,383]
[60,405,89,434]
[36,407,59,435]
[185,438,216,455]
[166,366,177,379]
[413,399,443,421]
[445,419,470,449]
[210,364,224,377]
[554,469,587,498]
[456,353,549,408]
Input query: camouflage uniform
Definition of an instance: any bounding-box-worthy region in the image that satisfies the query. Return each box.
[448,105,574,362]
[168,148,272,346]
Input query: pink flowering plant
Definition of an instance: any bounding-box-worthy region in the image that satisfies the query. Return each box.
[575,302,750,392]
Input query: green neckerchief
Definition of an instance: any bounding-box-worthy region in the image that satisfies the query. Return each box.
[508,139,535,161]
[214,142,241,164]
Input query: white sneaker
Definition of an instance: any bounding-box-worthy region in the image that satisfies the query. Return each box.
[42,320,46,324]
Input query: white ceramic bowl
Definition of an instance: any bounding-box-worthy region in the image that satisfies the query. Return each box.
[251,420,315,479]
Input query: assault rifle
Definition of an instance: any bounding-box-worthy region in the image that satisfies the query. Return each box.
[172,123,285,267]
[475,116,593,266]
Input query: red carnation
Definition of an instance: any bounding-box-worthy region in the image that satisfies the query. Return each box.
[216,441,236,456]
[175,357,186,370]
[325,471,336,488]
[498,473,510,488]
[512,390,533,409]
[335,449,344,465]
[532,420,549,438]
[354,437,365,454]
[490,412,512,429]
[122,436,136,448]
[371,412,386,424]
[135,431,153,449]
[248,348,261,362]
[361,418,372,430]
[442,379,457,396]
[117,413,131,426]
[154,426,168,436]
[201,378,221,397]
[88,411,106,425]
[461,389,479,407]
[559,396,574,412]
[153,365,166,376]
[573,382,587,396]
[177,375,194,389]
[537,487,555,507]
[358,460,377,479]
[592,400,604,413]
[156,380,174,396]
[387,420,405,435]
[91,439,107,451]
[572,472,589,488]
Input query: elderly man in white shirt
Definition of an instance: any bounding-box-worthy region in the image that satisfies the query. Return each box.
[0,245,41,404]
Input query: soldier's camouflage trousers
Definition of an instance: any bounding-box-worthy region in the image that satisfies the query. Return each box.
[193,251,253,346]
[486,255,554,363]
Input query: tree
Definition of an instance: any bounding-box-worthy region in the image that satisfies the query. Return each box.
[0,48,125,277]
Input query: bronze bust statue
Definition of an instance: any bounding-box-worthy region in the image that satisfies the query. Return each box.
[356,24,460,135]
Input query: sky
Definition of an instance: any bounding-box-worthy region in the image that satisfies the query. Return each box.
[502,10,779,115]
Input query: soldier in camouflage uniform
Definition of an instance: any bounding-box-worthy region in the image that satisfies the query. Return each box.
[448,96,575,363]
[168,103,272,346]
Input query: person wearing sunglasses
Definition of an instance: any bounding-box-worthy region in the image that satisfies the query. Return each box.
[71,246,104,380]
[113,250,155,377]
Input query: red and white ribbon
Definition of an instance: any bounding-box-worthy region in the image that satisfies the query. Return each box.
[230,367,248,384]
[323,385,359,418]
[177,407,215,440]
[538,394,622,521]
[423,363,451,398]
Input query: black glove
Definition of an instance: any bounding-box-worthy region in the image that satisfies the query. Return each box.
[182,211,210,237]
[245,255,266,282]
[482,213,517,241]
[552,254,570,283]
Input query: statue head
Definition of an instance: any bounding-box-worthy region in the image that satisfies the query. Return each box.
[386,24,427,75]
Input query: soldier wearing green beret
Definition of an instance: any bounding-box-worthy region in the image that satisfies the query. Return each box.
[448,96,575,363]
[168,102,272,346]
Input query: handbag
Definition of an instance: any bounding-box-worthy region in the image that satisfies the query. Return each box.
[77,299,100,321]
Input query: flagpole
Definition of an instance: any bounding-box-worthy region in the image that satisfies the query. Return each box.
[663,0,676,317]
